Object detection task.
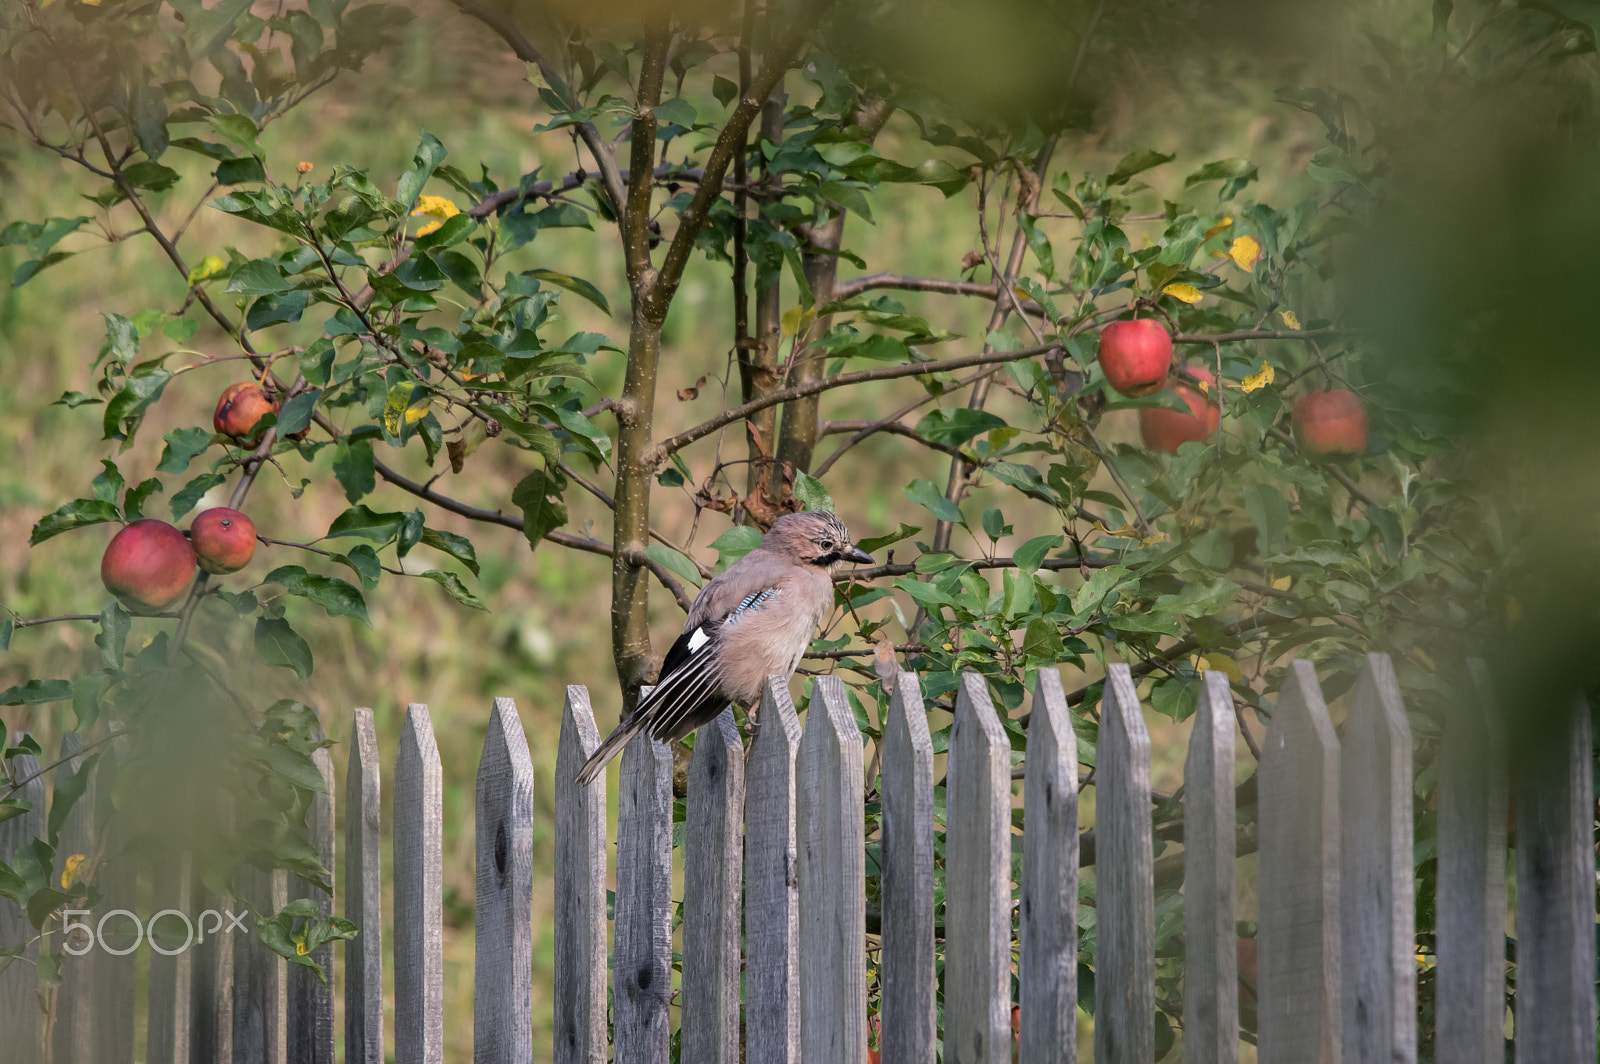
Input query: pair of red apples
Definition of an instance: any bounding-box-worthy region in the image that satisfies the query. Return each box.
[1096,318,1368,455]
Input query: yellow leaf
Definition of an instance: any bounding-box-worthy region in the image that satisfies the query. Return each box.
[61,853,86,889]
[80,0,102,6]
[382,383,432,435]
[1271,574,1292,591]
[1239,363,1275,393]
[780,304,814,338]
[1202,216,1233,240]
[1162,282,1202,304]
[187,255,225,285]
[1279,309,1302,330]
[412,194,460,221]
[296,940,309,955]
[1413,647,1437,671]
[415,219,443,237]
[1199,652,1244,684]
[1228,235,1262,271]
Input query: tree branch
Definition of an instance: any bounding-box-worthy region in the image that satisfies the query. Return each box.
[651,0,835,309]
[625,23,671,288]
[835,552,1116,583]
[811,365,1000,477]
[656,339,1062,459]
[819,419,968,462]
[447,0,628,225]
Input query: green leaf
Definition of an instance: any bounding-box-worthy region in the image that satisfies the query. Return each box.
[122,161,181,192]
[904,479,962,523]
[793,471,833,512]
[1106,149,1175,186]
[206,113,260,155]
[170,473,226,520]
[1022,617,1063,659]
[0,680,74,706]
[1244,482,1290,556]
[413,212,476,250]
[915,408,1008,448]
[419,528,479,577]
[227,259,292,295]
[262,565,371,626]
[712,75,738,107]
[652,97,697,127]
[332,438,375,503]
[644,543,704,588]
[1013,535,1062,574]
[336,545,382,590]
[52,391,102,409]
[326,505,405,543]
[46,752,100,847]
[856,523,921,553]
[95,601,131,669]
[525,268,611,316]
[276,389,321,435]
[710,526,762,570]
[245,291,309,331]
[420,569,487,610]
[30,498,121,545]
[254,617,313,679]
[102,364,172,441]
[511,469,567,552]
[215,155,267,185]
[397,130,448,210]
[156,427,215,474]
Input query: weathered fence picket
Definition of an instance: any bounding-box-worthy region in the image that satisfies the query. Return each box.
[1435,661,1508,1064]
[474,697,535,1064]
[287,745,335,1064]
[682,709,745,1064]
[1097,662,1155,1064]
[945,672,1014,1064]
[1340,653,1416,1064]
[553,686,606,1064]
[612,686,673,1063]
[880,669,937,1064]
[797,675,867,1061]
[744,677,803,1062]
[1257,659,1342,1064]
[1512,695,1597,1064]
[0,743,44,1064]
[1183,671,1237,1064]
[344,707,384,1064]
[3,658,1596,1063]
[1018,667,1079,1064]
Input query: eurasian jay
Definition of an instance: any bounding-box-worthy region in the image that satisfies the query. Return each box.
[576,510,874,785]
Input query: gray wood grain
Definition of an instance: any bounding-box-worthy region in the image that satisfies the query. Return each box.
[797,675,867,1062]
[744,676,803,1064]
[1257,660,1341,1064]
[190,796,235,1064]
[612,685,673,1064]
[1183,671,1237,1064]
[344,707,385,1064]
[553,686,606,1064]
[97,748,137,1063]
[1339,653,1415,1064]
[1096,663,1155,1064]
[233,865,289,1064]
[474,697,536,1064]
[682,708,745,1064]
[146,852,195,1064]
[0,743,45,1064]
[52,732,108,1064]
[287,744,336,1064]
[1512,694,1596,1064]
[1435,661,1507,1064]
[1019,667,1079,1064]
[396,703,444,1064]
[880,670,936,1064]
[945,672,1013,1064]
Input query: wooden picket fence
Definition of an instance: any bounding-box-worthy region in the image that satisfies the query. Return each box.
[1,652,1596,1062]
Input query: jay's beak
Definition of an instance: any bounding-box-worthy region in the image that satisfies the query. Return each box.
[842,544,874,565]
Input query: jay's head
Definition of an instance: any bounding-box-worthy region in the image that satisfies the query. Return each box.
[764,511,874,568]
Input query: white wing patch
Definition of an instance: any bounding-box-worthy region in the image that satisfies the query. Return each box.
[687,627,711,652]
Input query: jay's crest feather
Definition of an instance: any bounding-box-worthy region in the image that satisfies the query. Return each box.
[576,511,873,785]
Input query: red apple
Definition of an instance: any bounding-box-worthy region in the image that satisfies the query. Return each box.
[101,519,197,614]
[1140,366,1220,452]
[1097,318,1173,397]
[190,507,257,574]
[1292,389,1367,455]
[213,382,280,446]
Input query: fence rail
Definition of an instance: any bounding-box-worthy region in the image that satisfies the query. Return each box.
[1,652,1595,1062]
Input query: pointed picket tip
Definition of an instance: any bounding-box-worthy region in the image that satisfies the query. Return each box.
[558,686,601,769]
[885,670,933,767]
[1267,659,1338,752]
[400,703,440,770]
[1351,652,1411,742]
[480,697,535,781]
[803,674,860,751]
[953,671,1007,748]
[1028,666,1076,765]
